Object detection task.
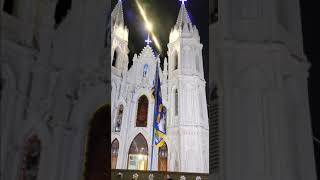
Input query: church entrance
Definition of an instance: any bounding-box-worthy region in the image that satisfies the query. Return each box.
[128,133,148,170]
[83,105,110,180]
[158,142,168,171]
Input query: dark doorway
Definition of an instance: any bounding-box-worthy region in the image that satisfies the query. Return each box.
[83,105,110,180]
[20,135,41,180]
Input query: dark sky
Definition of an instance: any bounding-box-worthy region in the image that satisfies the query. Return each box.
[300,0,320,177]
[112,0,209,81]
[301,1,320,139]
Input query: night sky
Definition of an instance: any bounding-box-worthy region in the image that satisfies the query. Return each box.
[300,0,320,177]
[112,0,209,81]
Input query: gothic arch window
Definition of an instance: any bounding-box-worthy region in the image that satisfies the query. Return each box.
[115,104,123,132]
[54,0,72,28]
[84,105,110,180]
[173,51,178,71]
[196,54,200,72]
[112,48,120,67]
[136,95,148,127]
[111,139,119,169]
[158,142,168,171]
[20,135,41,180]
[3,0,16,15]
[174,89,178,116]
[128,133,148,170]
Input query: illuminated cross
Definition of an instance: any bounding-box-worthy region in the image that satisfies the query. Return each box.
[179,0,187,5]
[145,34,152,45]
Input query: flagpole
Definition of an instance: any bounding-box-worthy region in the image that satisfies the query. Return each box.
[150,62,159,171]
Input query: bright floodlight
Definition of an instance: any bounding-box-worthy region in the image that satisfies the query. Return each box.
[146,22,153,32]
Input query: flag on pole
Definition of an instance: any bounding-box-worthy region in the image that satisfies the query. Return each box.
[152,62,166,148]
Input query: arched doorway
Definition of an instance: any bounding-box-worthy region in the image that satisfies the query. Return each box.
[128,133,148,170]
[136,95,148,127]
[83,105,110,180]
[158,142,168,171]
[20,135,41,180]
[111,139,119,169]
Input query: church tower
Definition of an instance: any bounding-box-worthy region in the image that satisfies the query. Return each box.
[167,1,209,173]
[111,0,129,75]
[111,0,129,125]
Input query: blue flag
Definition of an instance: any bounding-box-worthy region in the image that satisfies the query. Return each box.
[152,63,166,148]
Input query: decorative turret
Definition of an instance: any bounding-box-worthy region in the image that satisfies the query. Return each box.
[169,1,200,43]
[166,0,209,173]
[111,0,129,75]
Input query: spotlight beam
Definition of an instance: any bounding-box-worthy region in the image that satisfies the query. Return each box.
[135,0,162,53]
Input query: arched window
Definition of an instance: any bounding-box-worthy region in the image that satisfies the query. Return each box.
[173,51,178,70]
[3,0,16,15]
[128,134,148,170]
[115,104,123,132]
[111,139,119,169]
[20,135,41,180]
[136,95,148,127]
[54,0,72,28]
[112,49,118,67]
[174,89,178,116]
[158,142,168,171]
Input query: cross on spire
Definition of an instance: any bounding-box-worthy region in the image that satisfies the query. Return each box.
[145,34,152,45]
[179,0,187,5]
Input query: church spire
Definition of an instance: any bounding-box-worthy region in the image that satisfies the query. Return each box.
[111,0,124,26]
[175,0,192,29]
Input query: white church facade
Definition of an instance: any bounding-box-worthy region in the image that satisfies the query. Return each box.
[111,0,209,173]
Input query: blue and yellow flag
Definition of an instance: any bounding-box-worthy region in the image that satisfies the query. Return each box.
[152,63,166,148]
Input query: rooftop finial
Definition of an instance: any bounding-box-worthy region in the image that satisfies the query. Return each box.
[145,34,152,45]
[179,0,187,5]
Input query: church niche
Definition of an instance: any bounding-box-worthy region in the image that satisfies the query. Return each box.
[136,95,148,127]
[111,139,119,169]
[20,135,41,180]
[115,104,123,132]
[128,133,148,170]
[174,89,178,116]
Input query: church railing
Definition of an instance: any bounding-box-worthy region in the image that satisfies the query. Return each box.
[111,169,209,180]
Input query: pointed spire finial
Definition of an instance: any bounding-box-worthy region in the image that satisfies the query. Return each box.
[179,0,187,5]
[111,0,124,26]
[175,0,192,28]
